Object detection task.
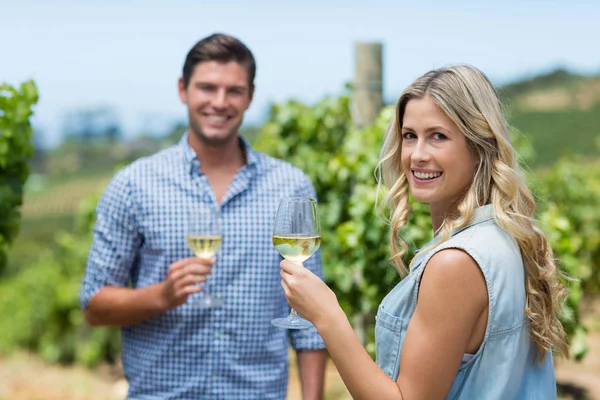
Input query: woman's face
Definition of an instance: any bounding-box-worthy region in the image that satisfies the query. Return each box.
[400,96,478,214]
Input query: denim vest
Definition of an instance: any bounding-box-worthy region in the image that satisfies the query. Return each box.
[375,205,557,399]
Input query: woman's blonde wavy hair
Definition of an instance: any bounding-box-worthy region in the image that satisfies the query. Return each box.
[377,64,568,362]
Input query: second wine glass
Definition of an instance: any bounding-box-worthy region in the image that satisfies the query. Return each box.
[186,207,223,309]
[271,197,321,329]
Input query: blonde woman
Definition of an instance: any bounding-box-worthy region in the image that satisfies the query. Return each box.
[280,65,568,399]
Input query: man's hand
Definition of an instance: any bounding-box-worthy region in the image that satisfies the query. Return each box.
[84,257,214,326]
[159,257,214,309]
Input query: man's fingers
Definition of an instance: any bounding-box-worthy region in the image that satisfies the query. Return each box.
[194,257,215,265]
[185,264,213,275]
[182,285,203,295]
[175,274,206,290]
[168,257,214,273]
[168,257,198,273]
[169,264,212,282]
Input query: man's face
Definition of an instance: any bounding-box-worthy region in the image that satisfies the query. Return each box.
[179,60,253,146]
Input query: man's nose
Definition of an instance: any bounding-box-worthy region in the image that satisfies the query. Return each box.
[211,89,227,108]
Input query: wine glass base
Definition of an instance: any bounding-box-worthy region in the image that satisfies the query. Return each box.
[271,316,313,329]
[194,296,224,309]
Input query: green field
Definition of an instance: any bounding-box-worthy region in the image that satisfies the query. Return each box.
[502,69,600,166]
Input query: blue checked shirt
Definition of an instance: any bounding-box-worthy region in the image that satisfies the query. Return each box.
[81,133,326,400]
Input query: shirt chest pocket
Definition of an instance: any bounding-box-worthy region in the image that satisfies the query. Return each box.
[136,220,178,287]
[374,307,405,381]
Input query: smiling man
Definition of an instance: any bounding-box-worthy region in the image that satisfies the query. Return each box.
[80,33,327,400]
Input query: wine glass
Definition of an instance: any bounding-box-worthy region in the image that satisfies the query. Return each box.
[271,197,321,329]
[186,207,223,309]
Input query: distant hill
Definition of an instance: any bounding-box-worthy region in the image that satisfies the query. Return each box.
[500,68,600,165]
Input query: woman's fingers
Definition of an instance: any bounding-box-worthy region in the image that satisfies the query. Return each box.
[280,278,290,296]
[279,259,303,274]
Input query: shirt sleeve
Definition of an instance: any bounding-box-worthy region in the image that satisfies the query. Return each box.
[288,173,327,351]
[80,168,142,310]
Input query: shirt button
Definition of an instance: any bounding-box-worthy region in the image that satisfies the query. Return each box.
[210,375,217,381]
[214,332,220,338]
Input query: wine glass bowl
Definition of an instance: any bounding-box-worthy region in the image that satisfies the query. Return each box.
[271,197,321,329]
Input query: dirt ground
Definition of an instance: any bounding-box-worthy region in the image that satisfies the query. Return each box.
[1,301,598,400]
[555,299,600,400]
[0,352,351,400]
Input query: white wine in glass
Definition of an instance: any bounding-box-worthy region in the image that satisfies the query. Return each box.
[271,197,321,329]
[272,234,321,264]
[186,235,223,259]
[186,207,223,309]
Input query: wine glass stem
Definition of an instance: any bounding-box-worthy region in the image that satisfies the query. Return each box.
[203,272,212,297]
[203,257,217,298]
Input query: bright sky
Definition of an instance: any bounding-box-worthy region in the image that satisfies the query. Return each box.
[2,0,599,147]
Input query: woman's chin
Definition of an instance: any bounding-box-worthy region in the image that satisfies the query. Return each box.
[410,190,436,204]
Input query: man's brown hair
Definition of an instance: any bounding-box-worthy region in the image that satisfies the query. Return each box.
[182,33,256,89]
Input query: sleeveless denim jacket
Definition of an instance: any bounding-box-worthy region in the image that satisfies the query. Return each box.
[375,205,557,399]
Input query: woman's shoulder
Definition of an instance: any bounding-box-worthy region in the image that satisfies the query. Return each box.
[419,248,488,317]
[415,221,523,282]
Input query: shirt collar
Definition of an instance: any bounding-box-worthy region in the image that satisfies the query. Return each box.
[451,204,494,236]
[178,132,260,172]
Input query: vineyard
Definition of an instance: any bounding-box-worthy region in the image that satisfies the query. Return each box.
[21,175,112,217]
[1,74,600,398]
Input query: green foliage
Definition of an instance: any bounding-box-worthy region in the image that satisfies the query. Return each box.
[537,158,600,360]
[0,81,38,272]
[509,127,536,167]
[0,194,120,366]
[4,214,75,276]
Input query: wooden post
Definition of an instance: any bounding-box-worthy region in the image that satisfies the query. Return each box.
[351,42,383,347]
[352,42,384,127]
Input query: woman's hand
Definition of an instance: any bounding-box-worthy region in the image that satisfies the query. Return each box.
[280,259,341,329]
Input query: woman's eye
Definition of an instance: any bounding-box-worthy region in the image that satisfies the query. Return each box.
[402,132,416,140]
[432,132,448,140]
